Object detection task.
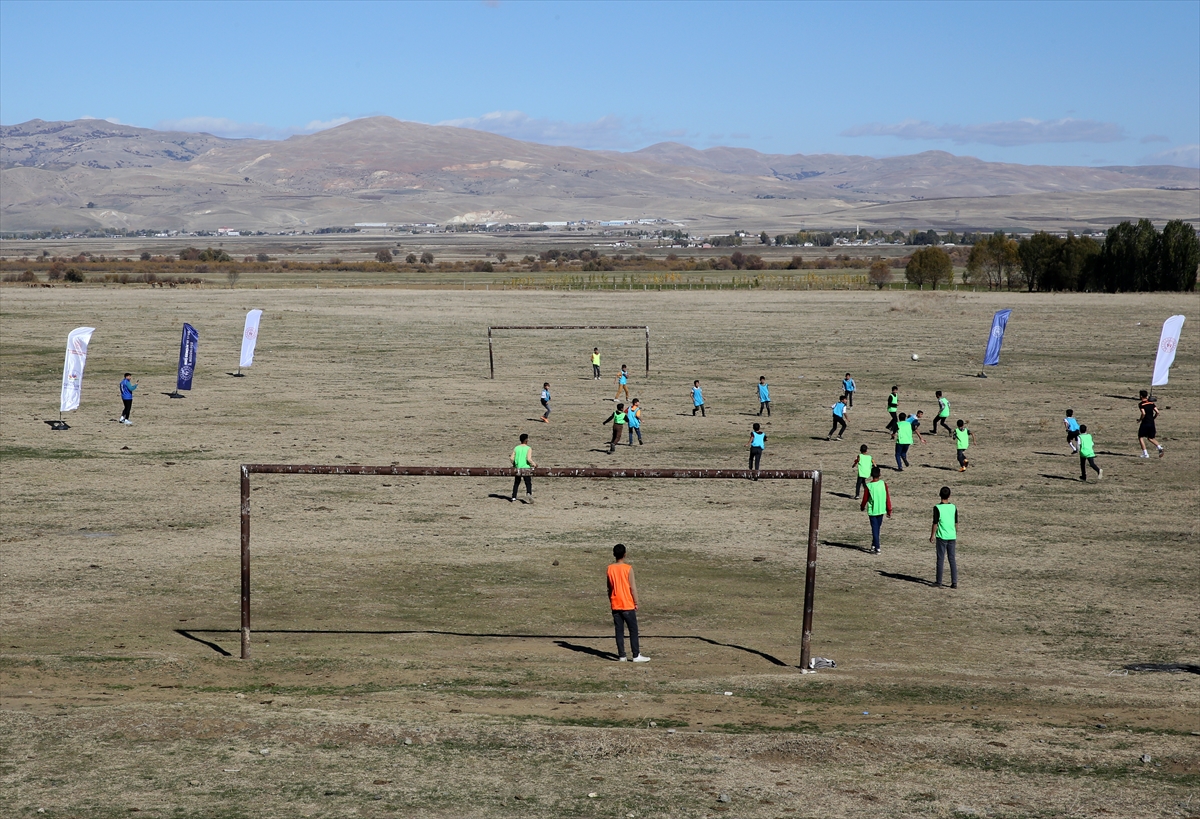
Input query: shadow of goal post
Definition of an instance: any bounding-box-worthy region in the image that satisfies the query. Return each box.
[488,325,649,379]
[240,464,822,667]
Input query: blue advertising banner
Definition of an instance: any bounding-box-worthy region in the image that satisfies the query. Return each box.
[983,309,1012,367]
[176,323,199,391]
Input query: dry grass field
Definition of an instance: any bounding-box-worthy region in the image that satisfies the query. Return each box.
[1,284,1197,819]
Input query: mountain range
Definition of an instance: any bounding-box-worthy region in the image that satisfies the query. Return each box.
[2,117,1197,233]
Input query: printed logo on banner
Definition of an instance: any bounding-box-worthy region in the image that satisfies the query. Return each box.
[992,326,1004,337]
[245,327,257,340]
[1161,336,1176,354]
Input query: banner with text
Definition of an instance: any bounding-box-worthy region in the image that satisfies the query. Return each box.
[240,309,263,369]
[60,326,96,413]
[176,323,199,391]
[1152,315,1185,386]
[983,309,1012,367]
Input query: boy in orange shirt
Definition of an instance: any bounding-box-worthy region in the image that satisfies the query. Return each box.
[607,543,649,662]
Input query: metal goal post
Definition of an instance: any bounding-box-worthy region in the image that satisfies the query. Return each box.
[488,325,649,379]
[239,464,822,666]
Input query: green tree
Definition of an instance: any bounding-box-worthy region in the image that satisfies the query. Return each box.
[1159,219,1199,291]
[419,251,434,264]
[905,246,952,289]
[1098,219,1160,292]
[966,232,1019,289]
[1017,232,1061,292]
[375,248,393,263]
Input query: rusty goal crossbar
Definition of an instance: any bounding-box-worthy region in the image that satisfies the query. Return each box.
[239,464,821,667]
[488,325,649,378]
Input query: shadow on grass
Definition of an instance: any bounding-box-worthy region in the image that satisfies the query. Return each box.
[919,464,954,471]
[827,491,855,499]
[1102,394,1138,401]
[877,570,934,587]
[177,629,790,667]
[1039,474,1080,482]
[1123,662,1200,675]
[554,641,617,661]
[1033,451,1070,457]
[822,540,871,553]
[1098,450,1138,458]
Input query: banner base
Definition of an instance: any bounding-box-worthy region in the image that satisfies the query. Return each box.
[168,391,187,399]
[227,372,246,378]
[44,420,70,430]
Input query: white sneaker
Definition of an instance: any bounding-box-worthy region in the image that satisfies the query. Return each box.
[124,419,133,425]
[631,655,650,663]
[617,656,628,662]
[1097,468,1103,480]
[1140,452,1150,458]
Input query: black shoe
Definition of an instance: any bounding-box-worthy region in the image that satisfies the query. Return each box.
[950,584,958,589]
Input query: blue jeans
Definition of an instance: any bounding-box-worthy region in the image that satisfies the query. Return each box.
[936,538,957,586]
[628,425,642,444]
[869,515,884,551]
[895,444,910,469]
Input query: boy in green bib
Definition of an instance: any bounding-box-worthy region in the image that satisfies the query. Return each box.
[933,390,952,435]
[859,466,891,554]
[1077,424,1102,481]
[510,433,537,503]
[894,412,913,471]
[954,419,971,471]
[852,444,873,499]
[603,403,627,454]
[929,486,958,588]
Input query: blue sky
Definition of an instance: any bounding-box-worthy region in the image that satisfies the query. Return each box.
[2,0,1197,167]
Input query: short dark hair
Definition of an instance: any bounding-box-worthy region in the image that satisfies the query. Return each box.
[613,543,626,559]
[519,433,529,443]
[940,486,952,500]
[898,412,907,420]
[870,466,881,479]
[860,444,868,453]
[124,372,131,377]
[752,423,761,431]
[1079,424,1088,433]
[1066,408,1073,416]
[957,419,965,427]
[543,382,549,388]
[936,390,942,397]
[617,402,625,410]
[892,385,898,391]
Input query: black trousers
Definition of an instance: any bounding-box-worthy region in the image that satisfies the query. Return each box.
[845,391,854,407]
[511,475,532,497]
[612,609,639,658]
[122,398,133,420]
[748,446,763,470]
[934,415,952,434]
[828,416,846,438]
[758,401,771,416]
[886,411,898,434]
[855,476,867,497]
[593,364,601,378]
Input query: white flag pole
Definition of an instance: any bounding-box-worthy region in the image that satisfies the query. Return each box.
[58,327,96,428]
[1150,315,1185,400]
[237,309,263,376]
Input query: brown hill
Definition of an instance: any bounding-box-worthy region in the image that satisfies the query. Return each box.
[1,116,1196,233]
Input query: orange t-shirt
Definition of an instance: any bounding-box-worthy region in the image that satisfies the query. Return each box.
[607,562,635,611]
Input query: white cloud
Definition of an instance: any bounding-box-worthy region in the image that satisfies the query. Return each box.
[80,115,124,124]
[1139,144,1200,168]
[438,110,637,150]
[1140,134,1170,144]
[841,117,1127,147]
[155,116,354,140]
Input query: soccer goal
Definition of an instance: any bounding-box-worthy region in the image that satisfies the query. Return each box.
[487,325,650,379]
[238,464,822,667]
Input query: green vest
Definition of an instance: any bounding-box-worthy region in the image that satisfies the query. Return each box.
[955,428,969,449]
[888,394,898,411]
[935,502,957,540]
[938,398,950,417]
[512,445,532,469]
[1078,432,1095,459]
[857,454,873,478]
[896,421,913,445]
[613,411,626,425]
[865,481,887,516]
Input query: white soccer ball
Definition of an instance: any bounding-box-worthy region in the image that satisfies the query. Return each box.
[911,354,920,361]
